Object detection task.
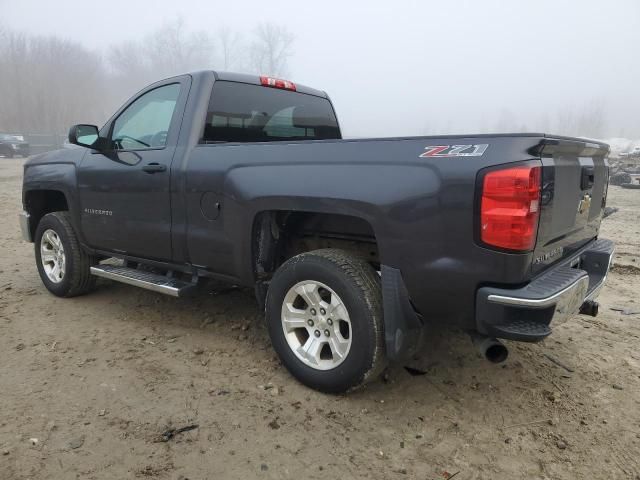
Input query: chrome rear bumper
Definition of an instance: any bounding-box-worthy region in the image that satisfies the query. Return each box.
[476,238,615,342]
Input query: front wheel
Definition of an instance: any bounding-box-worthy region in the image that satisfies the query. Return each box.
[266,249,386,393]
[34,211,96,297]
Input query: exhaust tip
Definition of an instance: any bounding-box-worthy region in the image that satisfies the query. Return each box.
[579,300,599,317]
[485,343,509,363]
[470,333,509,364]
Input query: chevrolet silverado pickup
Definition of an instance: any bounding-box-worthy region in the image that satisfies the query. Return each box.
[19,71,614,393]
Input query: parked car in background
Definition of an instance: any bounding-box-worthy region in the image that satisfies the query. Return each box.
[0,133,30,158]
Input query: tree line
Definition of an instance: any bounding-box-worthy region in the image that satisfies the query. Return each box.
[0,19,294,134]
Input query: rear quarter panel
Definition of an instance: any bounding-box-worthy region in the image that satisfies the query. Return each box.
[184,135,543,327]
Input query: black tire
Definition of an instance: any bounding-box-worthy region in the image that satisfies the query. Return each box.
[266,249,385,393]
[34,211,96,297]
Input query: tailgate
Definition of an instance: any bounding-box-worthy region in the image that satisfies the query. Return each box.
[531,136,609,274]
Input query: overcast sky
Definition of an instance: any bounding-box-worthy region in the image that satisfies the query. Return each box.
[2,0,639,138]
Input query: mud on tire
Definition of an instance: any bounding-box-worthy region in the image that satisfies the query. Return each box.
[266,248,385,393]
[34,211,96,297]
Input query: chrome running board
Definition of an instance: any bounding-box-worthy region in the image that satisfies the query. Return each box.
[90,264,196,297]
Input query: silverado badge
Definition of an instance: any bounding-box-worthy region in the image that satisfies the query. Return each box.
[84,208,113,216]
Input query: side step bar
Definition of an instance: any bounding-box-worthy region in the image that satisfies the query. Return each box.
[90,264,197,297]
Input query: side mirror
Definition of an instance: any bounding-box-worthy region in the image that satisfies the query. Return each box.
[68,124,102,149]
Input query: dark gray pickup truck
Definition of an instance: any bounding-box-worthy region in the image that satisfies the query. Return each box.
[19,71,614,392]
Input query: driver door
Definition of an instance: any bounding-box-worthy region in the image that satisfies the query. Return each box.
[77,76,190,260]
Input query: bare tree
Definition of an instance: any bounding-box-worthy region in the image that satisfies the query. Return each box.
[576,99,605,138]
[552,99,605,138]
[145,17,215,78]
[0,28,107,133]
[217,26,243,71]
[106,17,217,113]
[493,108,518,132]
[555,107,577,136]
[535,112,551,133]
[249,23,294,76]
[0,20,296,138]
[107,40,149,84]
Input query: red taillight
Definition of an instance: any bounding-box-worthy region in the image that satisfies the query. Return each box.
[259,76,296,91]
[480,165,541,251]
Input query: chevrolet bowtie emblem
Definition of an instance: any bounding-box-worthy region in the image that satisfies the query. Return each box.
[578,193,592,214]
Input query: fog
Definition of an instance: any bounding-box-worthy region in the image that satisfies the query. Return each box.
[1,0,639,139]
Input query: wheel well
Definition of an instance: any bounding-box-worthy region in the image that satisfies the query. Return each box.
[252,211,379,282]
[24,190,69,237]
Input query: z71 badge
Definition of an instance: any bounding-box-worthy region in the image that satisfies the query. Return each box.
[419,144,488,158]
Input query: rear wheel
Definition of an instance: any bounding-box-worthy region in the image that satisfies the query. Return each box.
[266,249,385,393]
[34,212,96,297]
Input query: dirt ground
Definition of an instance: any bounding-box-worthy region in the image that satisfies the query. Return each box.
[1,157,639,480]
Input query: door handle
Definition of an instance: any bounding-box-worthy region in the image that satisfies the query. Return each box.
[142,163,167,174]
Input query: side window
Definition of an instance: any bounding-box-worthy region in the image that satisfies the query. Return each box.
[111,83,181,150]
